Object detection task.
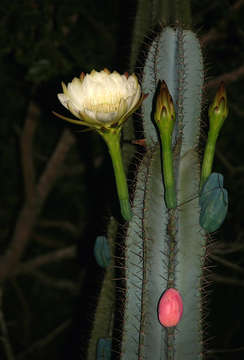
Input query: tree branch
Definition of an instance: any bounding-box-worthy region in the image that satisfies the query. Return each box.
[38,219,79,237]
[20,101,39,201]
[17,319,71,360]
[0,288,15,360]
[206,65,244,89]
[210,254,244,274]
[28,270,79,294]
[0,129,76,282]
[11,246,76,276]
[200,0,244,47]
[209,274,244,287]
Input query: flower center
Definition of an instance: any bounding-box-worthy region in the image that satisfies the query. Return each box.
[84,92,126,113]
[85,102,120,113]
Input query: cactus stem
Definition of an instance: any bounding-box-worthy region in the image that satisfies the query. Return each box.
[160,135,177,209]
[200,130,218,189]
[101,130,132,221]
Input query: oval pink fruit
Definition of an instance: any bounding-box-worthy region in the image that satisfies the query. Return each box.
[158,288,183,327]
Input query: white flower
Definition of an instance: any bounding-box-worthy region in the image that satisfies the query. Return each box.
[57,69,142,129]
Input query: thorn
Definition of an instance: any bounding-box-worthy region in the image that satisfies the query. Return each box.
[131,139,147,147]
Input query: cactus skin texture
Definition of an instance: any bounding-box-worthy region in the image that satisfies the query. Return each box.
[121,27,206,359]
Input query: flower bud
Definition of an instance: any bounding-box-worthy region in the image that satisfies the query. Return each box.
[208,82,228,133]
[154,80,177,209]
[154,80,175,134]
[200,82,228,189]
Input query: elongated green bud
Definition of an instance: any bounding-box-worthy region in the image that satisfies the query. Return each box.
[200,82,228,188]
[154,80,176,209]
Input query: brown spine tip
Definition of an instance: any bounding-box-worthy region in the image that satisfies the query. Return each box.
[131,139,147,147]
[103,68,111,74]
[80,72,85,80]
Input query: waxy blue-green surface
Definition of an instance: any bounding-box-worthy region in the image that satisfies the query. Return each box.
[200,173,228,232]
[94,236,111,268]
[96,338,112,360]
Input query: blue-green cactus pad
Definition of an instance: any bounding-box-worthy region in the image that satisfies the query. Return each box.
[199,173,228,232]
[96,338,112,360]
[94,236,111,268]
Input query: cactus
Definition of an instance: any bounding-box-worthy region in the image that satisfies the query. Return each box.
[120,25,205,360]
[86,1,228,359]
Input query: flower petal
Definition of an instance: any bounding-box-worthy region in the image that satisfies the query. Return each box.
[57,93,69,110]
[67,77,85,108]
[56,69,143,128]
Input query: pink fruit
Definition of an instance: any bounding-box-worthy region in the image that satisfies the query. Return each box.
[158,288,183,327]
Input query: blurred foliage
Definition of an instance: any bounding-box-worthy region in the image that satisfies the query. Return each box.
[0,0,118,82]
[0,0,243,359]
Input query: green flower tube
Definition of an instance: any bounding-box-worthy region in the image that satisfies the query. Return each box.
[100,129,132,221]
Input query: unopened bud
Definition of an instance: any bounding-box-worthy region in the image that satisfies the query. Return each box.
[200,82,228,189]
[209,82,228,133]
[155,80,175,134]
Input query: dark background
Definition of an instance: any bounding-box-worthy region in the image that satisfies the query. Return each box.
[0,0,244,359]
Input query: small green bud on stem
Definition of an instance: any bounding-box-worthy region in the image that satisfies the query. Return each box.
[154,80,176,209]
[200,82,228,189]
